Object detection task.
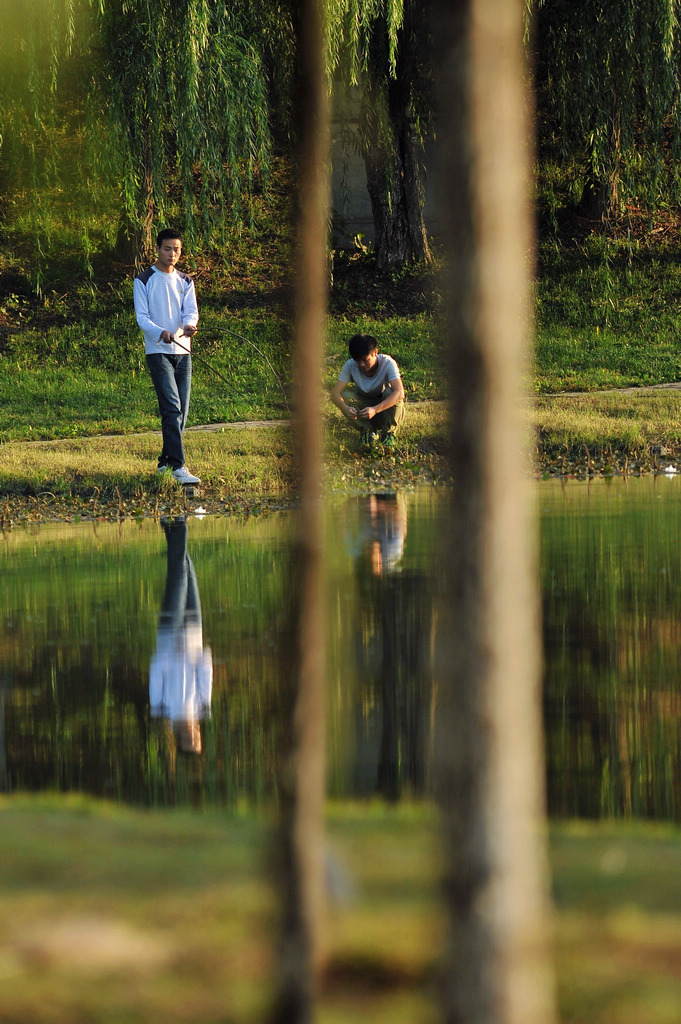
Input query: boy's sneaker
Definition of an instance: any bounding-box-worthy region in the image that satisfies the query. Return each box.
[172,466,201,485]
[157,465,172,475]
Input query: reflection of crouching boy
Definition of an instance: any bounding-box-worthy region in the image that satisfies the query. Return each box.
[330,333,405,445]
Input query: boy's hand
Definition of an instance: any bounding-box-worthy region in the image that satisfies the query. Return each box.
[183,324,197,336]
[160,330,173,343]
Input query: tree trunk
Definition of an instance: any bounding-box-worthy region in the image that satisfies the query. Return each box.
[432,1,558,1023]
[269,0,329,1019]
[363,98,431,273]
[114,119,154,266]
[0,694,7,793]
[362,11,431,274]
[578,111,622,219]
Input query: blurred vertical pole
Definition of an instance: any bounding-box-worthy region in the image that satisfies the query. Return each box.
[432,2,557,1024]
[271,0,329,1020]
[0,693,7,792]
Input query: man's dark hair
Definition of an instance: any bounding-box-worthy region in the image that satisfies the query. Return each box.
[157,227,183,246]
[348,333,379,361]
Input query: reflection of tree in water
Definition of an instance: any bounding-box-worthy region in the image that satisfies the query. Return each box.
[348,494,434,800]
[543,590,681,821]
[2,644,148,797]
[1,521,213,805]
[0,521,287,807]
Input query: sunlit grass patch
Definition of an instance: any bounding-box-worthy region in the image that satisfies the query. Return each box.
[0,404,449,517]
[0,795,275,1024]
[0,427,296,503]
[532,391,681,472]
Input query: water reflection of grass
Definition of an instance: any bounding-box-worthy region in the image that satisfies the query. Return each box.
[0,797,679,1023]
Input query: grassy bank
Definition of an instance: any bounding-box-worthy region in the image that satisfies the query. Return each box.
[5,192,681,481]
[532,389,681,475]
[535,236,681,394]
[0,310,440,443]
[0,404,450,523]
[3,389,681,525]
[0,795,679,1024]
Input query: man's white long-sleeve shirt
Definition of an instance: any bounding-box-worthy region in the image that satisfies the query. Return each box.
[149,624,213,723]
[134,266,199,356]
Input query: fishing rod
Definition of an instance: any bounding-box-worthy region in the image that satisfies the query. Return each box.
[169,324,290,414]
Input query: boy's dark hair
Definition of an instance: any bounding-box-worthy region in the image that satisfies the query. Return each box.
[348,333,379,361]
[156,227,183,247]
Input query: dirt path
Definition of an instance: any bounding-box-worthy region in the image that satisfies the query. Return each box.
[551,382,681,397]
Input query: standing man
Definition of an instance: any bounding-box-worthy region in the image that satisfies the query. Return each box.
[134,228,201,484]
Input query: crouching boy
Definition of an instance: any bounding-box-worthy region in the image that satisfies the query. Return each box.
[330,333,405,446]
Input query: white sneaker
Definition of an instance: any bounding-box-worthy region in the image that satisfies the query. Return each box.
[172,466,200,485]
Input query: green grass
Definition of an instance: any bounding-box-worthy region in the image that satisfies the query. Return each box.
[1,795,680,1023]
[0,403,450,521]
[0,310,440,443]
[8,158,681,471]
[532,390,681,474]
[535,239,681,394]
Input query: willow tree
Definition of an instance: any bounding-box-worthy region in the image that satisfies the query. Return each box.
[533,0,681,218]
[327,0,432,272]
[93,0,273,262]
[0,1,274,270]
[0,0,82,177]
[0,0,94,290]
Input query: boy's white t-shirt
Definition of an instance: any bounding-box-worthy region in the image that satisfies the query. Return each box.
[338,353,401,398]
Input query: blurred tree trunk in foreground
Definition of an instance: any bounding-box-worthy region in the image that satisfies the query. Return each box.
[270,0,329,1020]
[432,1,558,1023]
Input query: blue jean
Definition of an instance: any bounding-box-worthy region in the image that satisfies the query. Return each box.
[146,354,192,469]
[159,521,201,630]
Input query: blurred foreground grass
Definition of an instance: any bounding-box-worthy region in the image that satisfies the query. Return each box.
[0,796,680,1023]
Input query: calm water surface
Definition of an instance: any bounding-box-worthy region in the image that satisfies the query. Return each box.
[2,479,681,819]
[542,475,681,820]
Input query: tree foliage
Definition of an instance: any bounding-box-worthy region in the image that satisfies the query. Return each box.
[94,0,273,260]
[0,0,274,269]
[0,1,96,291]
[325,0,405,81]
[533,0,681,218]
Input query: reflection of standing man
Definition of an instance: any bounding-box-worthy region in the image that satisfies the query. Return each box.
[150,520,212,755]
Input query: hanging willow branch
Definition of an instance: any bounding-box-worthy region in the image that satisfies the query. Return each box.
[0,0,275,272]
[93,0,273,261]
[532,0,681,218]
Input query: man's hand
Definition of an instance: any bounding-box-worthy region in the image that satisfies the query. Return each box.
[182,324,197,336]
[344,404,358,420]
[357,406,376,420]
[160,330,173,343]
